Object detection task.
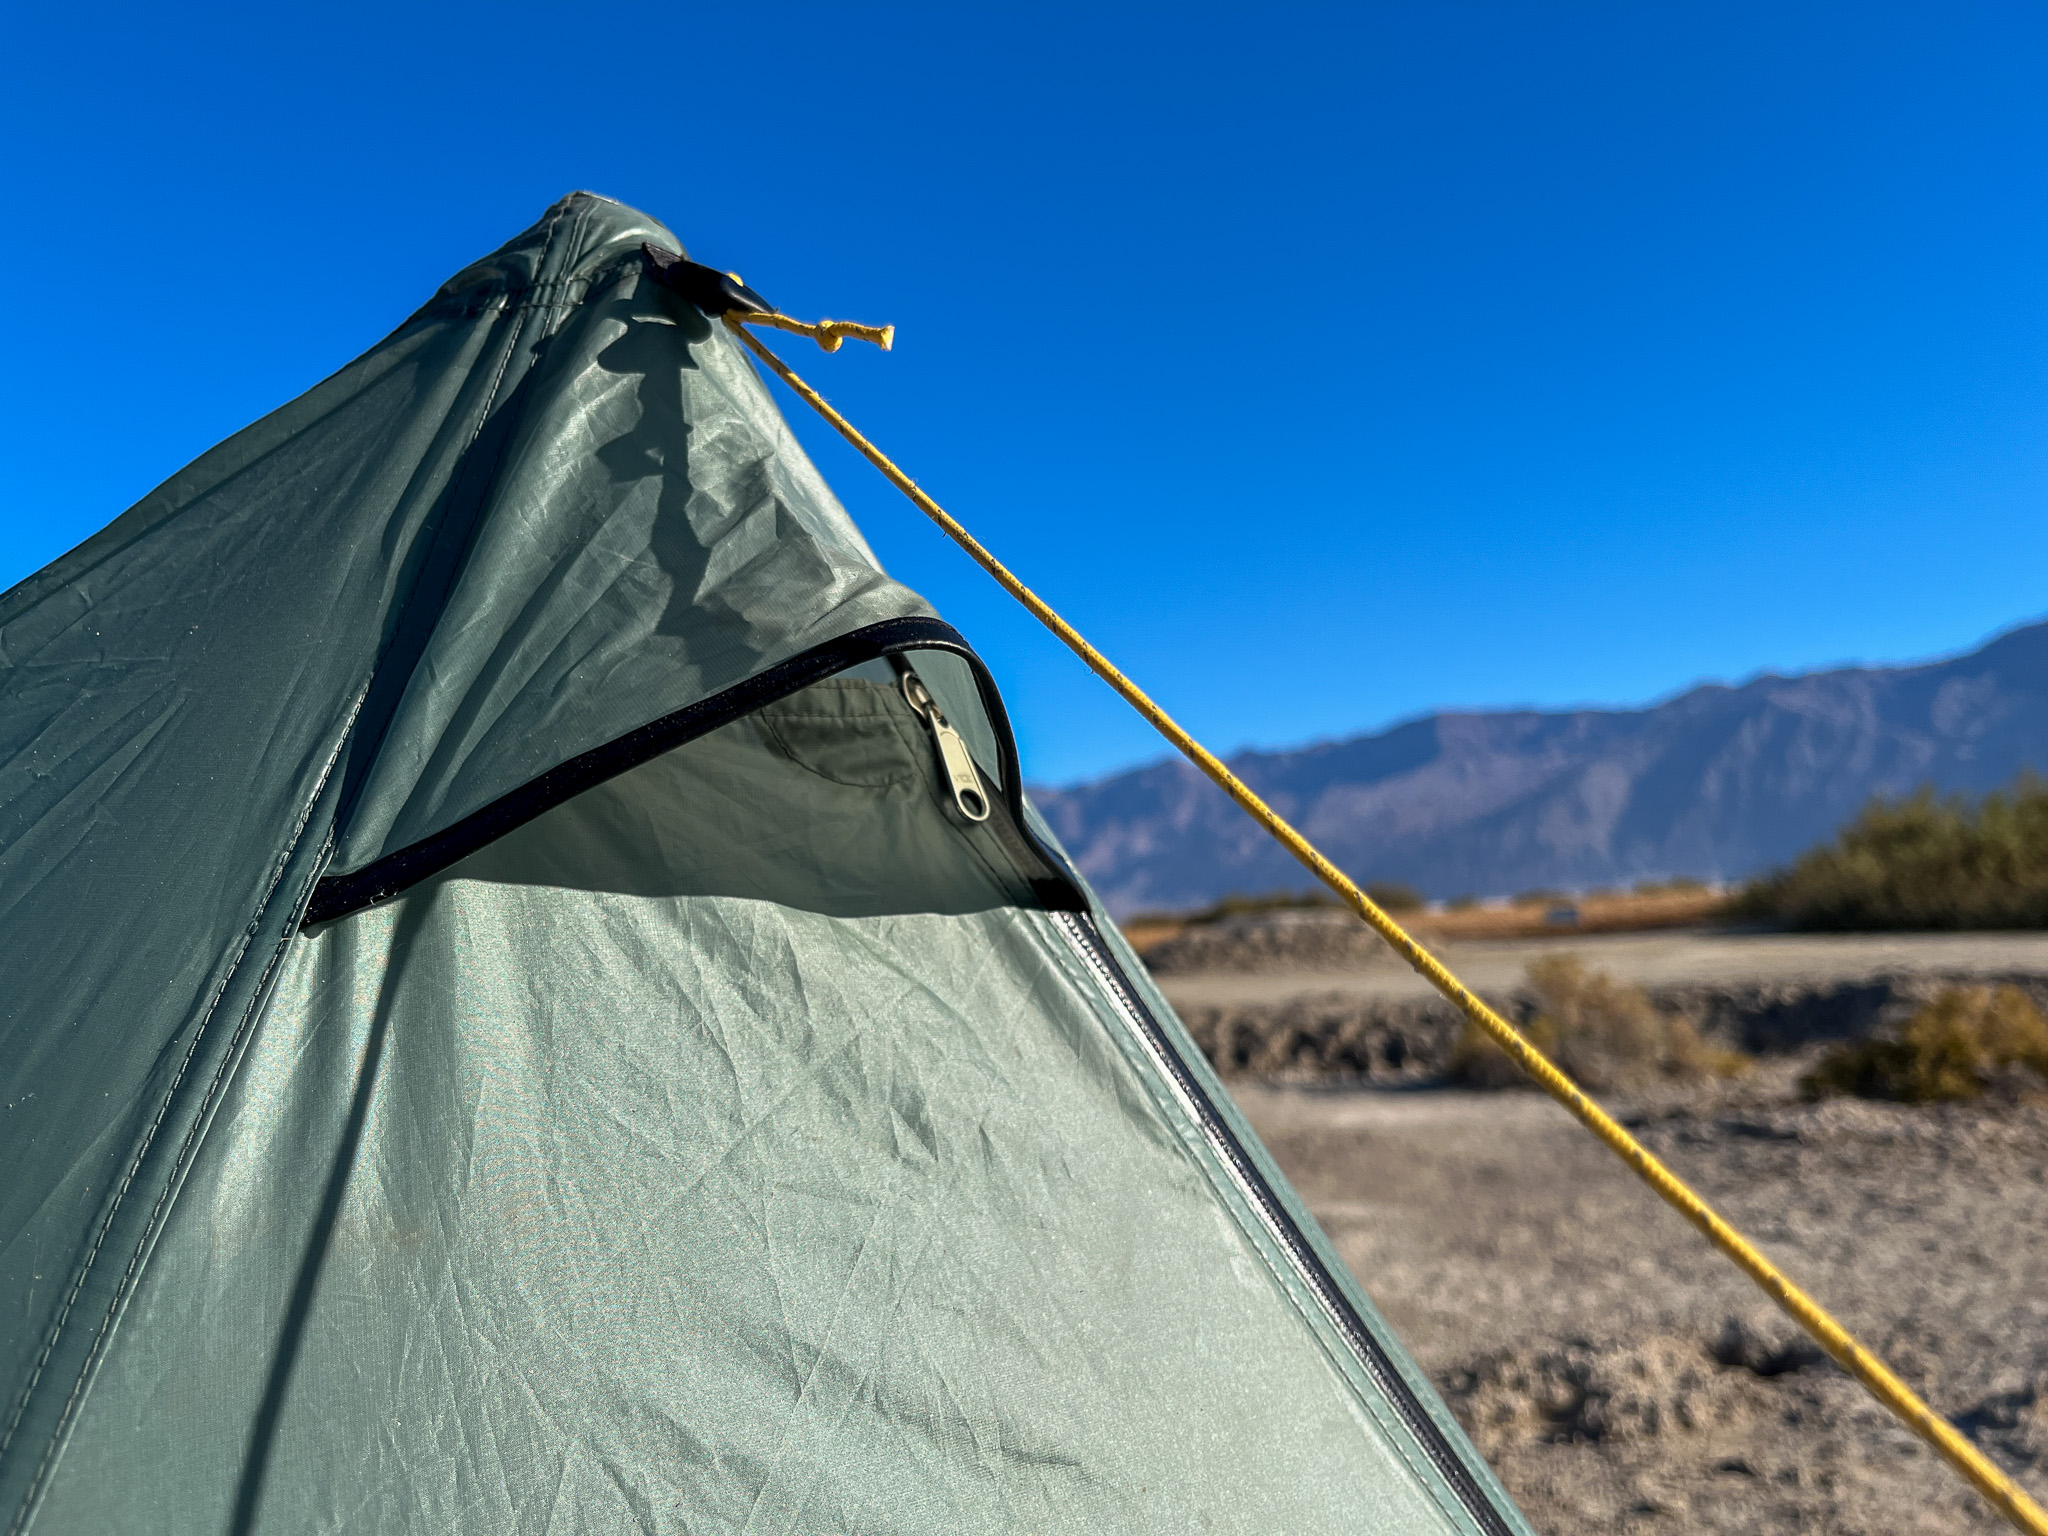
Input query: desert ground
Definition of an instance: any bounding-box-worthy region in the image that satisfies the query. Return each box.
[1141,917,2048,1533]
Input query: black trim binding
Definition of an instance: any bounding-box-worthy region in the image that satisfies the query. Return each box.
[1054,910,1519,1536]
[304,616,1086,927]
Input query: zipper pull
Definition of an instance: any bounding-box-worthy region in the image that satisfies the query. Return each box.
[900,669,992,822]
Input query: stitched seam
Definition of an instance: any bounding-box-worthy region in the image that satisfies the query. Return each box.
[537,203,591,337]
[422,286,595,319]
[466,326,521,457]
[2,684,366,1536]
[758,708,923,791]
[756,708,899,720]
[455,201,565,459]
[418,249,642,323]
[0,933,260,1466]
[4,201,580,1525]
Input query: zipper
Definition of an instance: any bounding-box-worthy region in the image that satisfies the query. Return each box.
[306,617,1089,927]
[897,665,992,823]
[1051,909,1517,1536]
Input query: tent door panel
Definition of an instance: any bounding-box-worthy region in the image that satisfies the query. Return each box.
[303,621,1088,928]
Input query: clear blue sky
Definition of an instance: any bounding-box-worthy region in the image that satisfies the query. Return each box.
[6,3,2047,785]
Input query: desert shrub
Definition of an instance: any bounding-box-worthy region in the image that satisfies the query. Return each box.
[1742,776,2048,930]
[1446,893,1482,911]
[1513,888,1567,908]
[1802,985,2048,1103]
[1449,955,1747,1091]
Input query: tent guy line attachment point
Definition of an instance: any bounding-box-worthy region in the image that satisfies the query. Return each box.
[642,242,893,352]
[720,311,2048,1536]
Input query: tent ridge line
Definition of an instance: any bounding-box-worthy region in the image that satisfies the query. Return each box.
[411,248,654,330]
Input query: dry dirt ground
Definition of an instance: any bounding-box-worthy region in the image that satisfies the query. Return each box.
[1233,1062,2048,1533]
[1123,887,1728,953]
[1157,924,2048,1079]
[1160,926,2048,1532]
[1161,927,2048,1009]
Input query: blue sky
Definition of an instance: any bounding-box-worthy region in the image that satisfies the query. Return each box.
[5,2,2047,784]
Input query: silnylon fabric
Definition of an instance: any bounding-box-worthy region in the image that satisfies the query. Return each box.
[0,192,930,1499]
[32,681,1501,1534]
[0,191,1530,1534]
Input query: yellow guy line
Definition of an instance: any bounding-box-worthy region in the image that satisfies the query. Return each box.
[735,311,896,353]
[724,312,2048,1536]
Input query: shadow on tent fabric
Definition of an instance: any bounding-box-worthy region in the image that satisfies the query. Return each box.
[591,291,841,648]
[591,295,718,644]
[227,892,429,1536]
[438,674,1039,919]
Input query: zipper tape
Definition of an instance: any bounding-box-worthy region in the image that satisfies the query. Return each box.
[1053,909,1518,1536]
[304,617,1084,927]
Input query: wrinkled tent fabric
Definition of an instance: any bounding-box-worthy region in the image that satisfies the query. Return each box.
[0,193,1531,1534]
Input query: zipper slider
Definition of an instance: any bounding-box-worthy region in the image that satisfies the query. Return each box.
[900,669,992,822]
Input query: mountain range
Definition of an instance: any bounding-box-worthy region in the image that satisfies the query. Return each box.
[1029,618,2048,916]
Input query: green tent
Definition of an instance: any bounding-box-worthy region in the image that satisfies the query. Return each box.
[0,193,1530,1535]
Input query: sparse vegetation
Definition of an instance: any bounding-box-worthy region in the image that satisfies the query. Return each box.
[1633,876,1708,896]
[1741,776,2048,930]
[1414,886,1729,941]
[1122,889,1336,929]
[1127,880,1421,929]
[1129,877,1730,948]
[1802,984,2048,1103]
[1449,955,1747,1091]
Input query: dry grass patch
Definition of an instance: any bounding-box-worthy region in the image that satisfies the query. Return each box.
[1449,954,1748,1091]
[1803,984,2048,1103]
[1411,886,1728,941]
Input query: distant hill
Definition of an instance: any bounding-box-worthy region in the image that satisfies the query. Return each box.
[1029,619,2048,916]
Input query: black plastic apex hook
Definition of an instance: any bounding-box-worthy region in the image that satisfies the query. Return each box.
[641,243,774,317]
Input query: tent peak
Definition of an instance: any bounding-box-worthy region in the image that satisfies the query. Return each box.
[408,190,685,327]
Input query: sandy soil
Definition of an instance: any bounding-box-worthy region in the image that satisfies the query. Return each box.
[1232,1071,2048,1532]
